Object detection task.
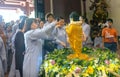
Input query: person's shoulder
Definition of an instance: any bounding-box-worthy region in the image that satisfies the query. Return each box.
[112,28,118,32]
[17,30,23,33]
[83,23,90,28]
[112,28,117,30]
[86,23,90,26]
[102,28,107,33]
[16,31,23,36]
[24,30,32,36]
[44,22,50,26]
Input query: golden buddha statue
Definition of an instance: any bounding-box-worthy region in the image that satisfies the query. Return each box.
[66,12,89,60]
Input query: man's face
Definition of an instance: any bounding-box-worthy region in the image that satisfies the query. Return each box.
[107,21,113,28]
[47,16,54,23]
[31,22,38,29]
[79,16,84,24]
[39,21,44,28]
[59,19,65,26]
[57,19,65,27]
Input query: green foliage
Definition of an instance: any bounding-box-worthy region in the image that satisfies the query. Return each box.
[39,47,120,77]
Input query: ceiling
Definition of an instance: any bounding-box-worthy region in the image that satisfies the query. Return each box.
[0,0,34,9]
[0,0,33,5]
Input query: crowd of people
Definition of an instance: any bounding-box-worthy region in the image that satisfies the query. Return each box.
[0,12,119,77]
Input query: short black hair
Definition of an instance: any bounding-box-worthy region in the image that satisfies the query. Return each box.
[24,18,34,32]
[80,16,86,20]
[56,17,64,21]
[46,13,54,19]
[107,18,113,23]
[69,12,79,21]
[80,16,88,23]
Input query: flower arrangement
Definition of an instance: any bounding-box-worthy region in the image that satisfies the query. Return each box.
[39,47,120,77]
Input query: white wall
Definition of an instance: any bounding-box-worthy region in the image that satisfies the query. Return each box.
[109,0,120,35]
[85,0,120,35]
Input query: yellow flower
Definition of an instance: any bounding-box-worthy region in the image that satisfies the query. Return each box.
[86,66,94,74]
[97,65,106,71]
[109,64,119,72]
[115,65,119,72]
[62,69,69,74]
[69,65,76,72]
[109,64,116,71]
[82,73,89,77]
[53,65,59,72]
[115,58,119,62]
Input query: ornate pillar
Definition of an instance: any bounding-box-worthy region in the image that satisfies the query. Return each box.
[25,1,30,16]
[82,0,86,17]
[34,0,45,20]
[50,0,53,13]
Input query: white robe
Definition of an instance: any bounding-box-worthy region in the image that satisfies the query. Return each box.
[52,26,69,49]
[82,23,91,46]
[8,29,21,77]
[8,52,20,77]
[0,37,6,77]
[23,21,56,77]
[0,59,4,77]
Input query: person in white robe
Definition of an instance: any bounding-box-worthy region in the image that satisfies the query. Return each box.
[43,13,56,53]
[0,37,6,77]
[52,17,69,49]
[79,16,92,47]
[23,18,58,77]
[8,16,27,77]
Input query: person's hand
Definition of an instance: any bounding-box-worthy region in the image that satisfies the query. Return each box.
[60,42,66,47]
[82,32,86,41]
[56,24,61,28]
[55,22,60,27]
[67,38,69,43]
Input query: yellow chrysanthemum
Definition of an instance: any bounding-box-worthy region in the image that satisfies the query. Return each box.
[109,64,119,72]
[69,65,76,72]
[97,65,106,71]
[82,73,89,77]
[109,64,116,71]
[86,66,94,74]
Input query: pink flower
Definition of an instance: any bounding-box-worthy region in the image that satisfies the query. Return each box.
[50,60,55,65]
[104,60,110,65]
[75,67,81,73]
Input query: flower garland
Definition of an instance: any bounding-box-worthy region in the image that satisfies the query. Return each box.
[39,47,120,77]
